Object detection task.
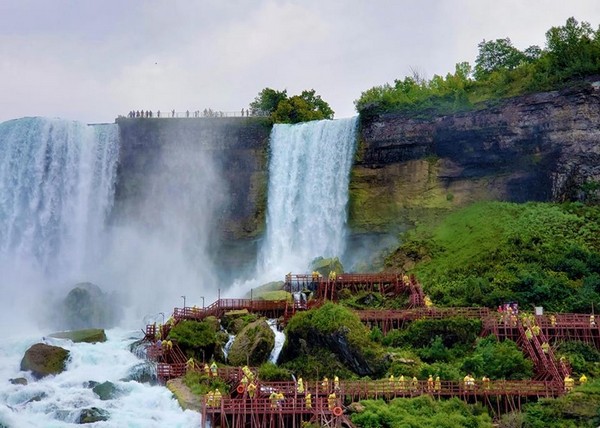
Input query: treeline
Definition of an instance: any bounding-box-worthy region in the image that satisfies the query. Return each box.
[355,17,600,117]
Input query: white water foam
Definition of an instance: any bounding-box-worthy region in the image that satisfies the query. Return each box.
[0,329,199,427]
[267,319,285,364]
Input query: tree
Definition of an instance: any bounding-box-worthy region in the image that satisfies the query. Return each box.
[271,89,334,123]
[250,88,334,123]
[474,38,527,80]
[545,17,600,76]
[249,88,288,115]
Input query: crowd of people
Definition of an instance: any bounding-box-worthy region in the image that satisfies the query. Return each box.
[123,108,262,119]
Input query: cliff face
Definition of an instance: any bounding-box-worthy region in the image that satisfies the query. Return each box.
[350,83,600,232]
[114,117,270,240]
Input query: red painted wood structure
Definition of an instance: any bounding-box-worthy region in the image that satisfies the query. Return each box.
[284,273,425,307]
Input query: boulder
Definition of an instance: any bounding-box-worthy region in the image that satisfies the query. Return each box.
[9,377,27,385]
[92,381,119,400]
[227,319,275,367]
[20,343,69,379]
[78,407,109,424]
[49,329,107,343]
[221,309,257,334]
[309,257,344,277]
[59,282,121,330]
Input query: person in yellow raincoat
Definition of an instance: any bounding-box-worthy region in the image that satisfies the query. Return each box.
[305,392,312,408]
[247,381,257,399]
[327,392,336,410]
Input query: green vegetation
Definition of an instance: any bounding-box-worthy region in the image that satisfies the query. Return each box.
[249,87,334,123]
[386,202,600,312]
[182,371,229,396]
[520,379,600,428]
[355,17,600,117]
[351,396,493,428]
[168,320,219,361]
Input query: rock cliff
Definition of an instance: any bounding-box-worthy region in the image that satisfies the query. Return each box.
[350,82,600,232]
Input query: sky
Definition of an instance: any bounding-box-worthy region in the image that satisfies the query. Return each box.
[0,0,599,124]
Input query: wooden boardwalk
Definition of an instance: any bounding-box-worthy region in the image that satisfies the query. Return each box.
[141,271,600,426]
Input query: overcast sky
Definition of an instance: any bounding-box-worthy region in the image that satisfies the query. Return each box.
[1,0,599,124]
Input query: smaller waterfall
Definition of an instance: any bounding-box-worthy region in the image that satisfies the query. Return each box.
[259,117,358,276]
[223,334,235,360]
[267,319,285,363]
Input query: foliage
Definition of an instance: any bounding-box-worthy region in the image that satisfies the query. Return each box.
[474,38,534,80]
[522,379,600,427]
[385,202,600,312]
[355,17,600,116]
[257,362,292,381]
[461,336,533,380]
[249,88,287,115]
[182,371,229,396]
[351,396,493,428]
[168,320,218,360]
[556,341,600,378]
[249,88,334,123]
[382,317,481,350]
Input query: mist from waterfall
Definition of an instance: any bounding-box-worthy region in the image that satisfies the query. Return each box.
[259,117,358,278]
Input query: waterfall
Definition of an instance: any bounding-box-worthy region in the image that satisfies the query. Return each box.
[0,117,119,281]
[259,117,358,275]
[267,319,285,363]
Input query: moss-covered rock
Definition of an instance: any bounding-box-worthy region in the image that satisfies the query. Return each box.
[20,343,70,379]
[227,319,275,366]
[92,381,119,400]
[49,329,107,343]
[280,303,387,377]
[78,407,109,424]
[221,309,258,335]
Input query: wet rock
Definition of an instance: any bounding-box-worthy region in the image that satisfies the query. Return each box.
[59,282,122,330]
[78,407,109,424]
[9,377,27,385]
[227,319,274,366]
[92,381,119,400]
[20,343,69,379]
[49,329,107,343]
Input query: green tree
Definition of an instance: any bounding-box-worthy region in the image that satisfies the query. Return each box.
[545,17,600,77]
[474,38,527,80]
[272,89,334,123]
[249,88,288,115]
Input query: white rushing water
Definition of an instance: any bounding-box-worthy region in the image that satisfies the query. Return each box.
[267,319,285,364]
[0,329,199,428]
[0,117,119,280]
[259,117,358,277]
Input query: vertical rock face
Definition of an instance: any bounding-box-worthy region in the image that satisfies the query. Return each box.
[114,117,271,276]
[115,117,271,239]
[352,83,600,232]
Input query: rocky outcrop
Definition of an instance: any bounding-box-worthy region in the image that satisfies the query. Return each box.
[351,81,600,232]
[281,327,382,377]
[50,329,107,344]
[227,319,275,366]
[20,343,70,379]
[59,283,121,330]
